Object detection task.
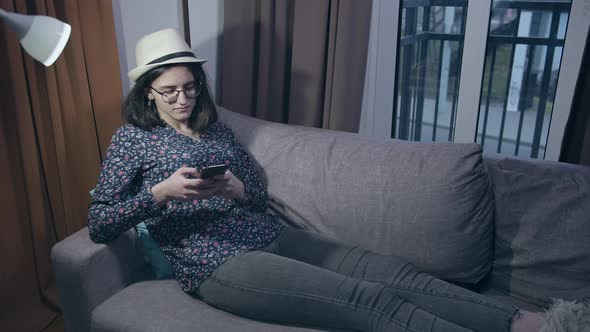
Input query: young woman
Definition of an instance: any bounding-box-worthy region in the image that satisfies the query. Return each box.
[88,28,546,332]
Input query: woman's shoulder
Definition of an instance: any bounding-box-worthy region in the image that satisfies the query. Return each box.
[113,122,156,141]
[206,120,235,138]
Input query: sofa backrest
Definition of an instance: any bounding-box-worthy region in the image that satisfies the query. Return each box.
[219,108,494,283]
[484,154,590,307]
[219,108,496,285]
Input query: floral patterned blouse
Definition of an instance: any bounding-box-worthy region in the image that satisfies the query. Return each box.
[87,119,285,295]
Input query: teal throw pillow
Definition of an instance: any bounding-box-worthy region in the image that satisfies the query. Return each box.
[89,188,173,279]
[135,222,174,279]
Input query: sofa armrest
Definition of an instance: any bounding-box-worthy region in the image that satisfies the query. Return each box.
[483,154,590,306]
[51,227,151,332]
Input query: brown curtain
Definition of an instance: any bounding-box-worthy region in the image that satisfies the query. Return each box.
[220,0,372,132]
[560,29,590,166]
[0,0,122,330]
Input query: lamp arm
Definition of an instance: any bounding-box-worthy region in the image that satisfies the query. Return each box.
[0,8,32,37]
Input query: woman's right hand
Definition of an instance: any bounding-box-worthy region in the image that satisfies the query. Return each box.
[150,167,219,206]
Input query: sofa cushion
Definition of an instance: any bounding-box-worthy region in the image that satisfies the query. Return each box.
[218,108,494,284]
[485,156,590,308]
[90,280,337,332]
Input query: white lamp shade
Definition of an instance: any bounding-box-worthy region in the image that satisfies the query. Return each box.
[1,9,71,66]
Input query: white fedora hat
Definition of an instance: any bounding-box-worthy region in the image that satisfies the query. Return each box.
[128,28,207,81]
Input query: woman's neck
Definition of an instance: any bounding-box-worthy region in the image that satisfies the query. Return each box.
[158,111,193,133]
[162,117,200,139]
[167,120,192,133]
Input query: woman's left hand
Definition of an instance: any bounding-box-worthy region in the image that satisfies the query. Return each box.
[202,169,246,203]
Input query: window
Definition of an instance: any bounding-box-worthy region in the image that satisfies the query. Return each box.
[360,0,590,160]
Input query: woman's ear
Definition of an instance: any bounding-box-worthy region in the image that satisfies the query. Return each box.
[145,91,155,102]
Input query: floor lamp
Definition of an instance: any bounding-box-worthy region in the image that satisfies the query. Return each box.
[0,8,70,66]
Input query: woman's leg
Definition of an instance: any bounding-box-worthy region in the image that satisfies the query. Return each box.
[262,226,519,332]
[198,250,472,332]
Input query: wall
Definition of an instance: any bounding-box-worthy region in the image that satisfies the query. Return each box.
[187,0,223,103]
[112,0,185,96]
[111,0,221,99]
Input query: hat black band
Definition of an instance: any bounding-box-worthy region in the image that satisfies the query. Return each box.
[146,51,196,65]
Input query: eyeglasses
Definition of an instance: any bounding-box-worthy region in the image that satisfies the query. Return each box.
[149,81,202,103]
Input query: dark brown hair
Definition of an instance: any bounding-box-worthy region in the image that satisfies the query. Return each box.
[122,63,217,132]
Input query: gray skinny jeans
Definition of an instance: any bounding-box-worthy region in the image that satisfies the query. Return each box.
[197,226,519,332]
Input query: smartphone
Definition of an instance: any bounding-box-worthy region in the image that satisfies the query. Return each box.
[200,164,228,180]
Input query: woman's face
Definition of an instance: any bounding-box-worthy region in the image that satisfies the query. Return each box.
[147,65,197,126]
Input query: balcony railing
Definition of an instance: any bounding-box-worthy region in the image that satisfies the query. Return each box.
[393,0,571,159]
[395,0,466,141]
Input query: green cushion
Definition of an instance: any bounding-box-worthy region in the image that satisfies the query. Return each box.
[135,222,174,279]
[89,188,173,279]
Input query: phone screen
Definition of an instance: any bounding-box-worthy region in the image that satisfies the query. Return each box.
[200,164,228,179]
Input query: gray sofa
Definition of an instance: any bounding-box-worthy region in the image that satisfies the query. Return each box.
[52,107,590,332]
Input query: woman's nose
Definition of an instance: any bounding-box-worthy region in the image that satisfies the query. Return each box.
[176,90,188,105]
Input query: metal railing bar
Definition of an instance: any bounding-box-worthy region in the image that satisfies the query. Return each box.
[401,34,564,47]
[498,44,518,153]
[401,33,464,45]
[414,6,431,141]
[417,120,546,149]
[492,1,570,11]
[402,0,467,9]
[402,0,431,8]
[410,38,419,140]
[488,35,565,47]
[497,9,521,153]
[481,44,498,147]
[398,7,417,140]
[433,39,445,141]
[448,9,467,141]
[449,45,458,141]
[515,44,536,155]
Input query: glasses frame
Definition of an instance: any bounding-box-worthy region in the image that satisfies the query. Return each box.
[149,81,202,104]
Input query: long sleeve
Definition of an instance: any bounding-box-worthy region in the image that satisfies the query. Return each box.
[88,126,163,243]
[223,125,269,213]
